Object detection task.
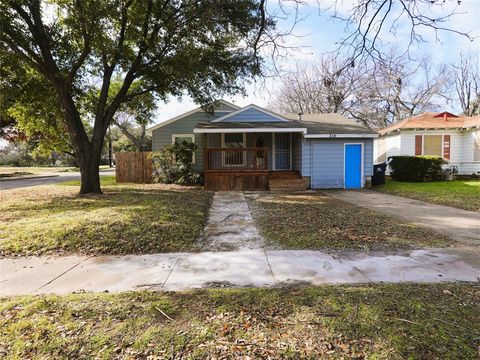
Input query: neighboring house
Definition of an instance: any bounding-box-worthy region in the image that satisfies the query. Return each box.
[148,100,377,190]
[375,112,480,175]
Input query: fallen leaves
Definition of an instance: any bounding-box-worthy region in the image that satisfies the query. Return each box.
[247,192,452,251]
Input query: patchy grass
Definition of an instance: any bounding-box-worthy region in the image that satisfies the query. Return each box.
[374,179,480,212]
[247,193,452,251]
[1,284,479,359]
[0,179,212,256]
[60,174,118,187]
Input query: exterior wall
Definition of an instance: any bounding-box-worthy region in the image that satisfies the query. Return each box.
[378,129,480,175]
[374,133,401,162]
[302,138,374,189]
[219,108,285,122]
[292,133,302,171]
[151,111,223,171]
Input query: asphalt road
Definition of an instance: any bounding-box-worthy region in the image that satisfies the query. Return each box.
[0,170,115,190]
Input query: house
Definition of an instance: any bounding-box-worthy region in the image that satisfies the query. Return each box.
[375,112,480,175]
[148,100,377,190]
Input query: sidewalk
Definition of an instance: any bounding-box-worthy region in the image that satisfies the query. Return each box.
[326,190,480,246]
[2,247,479,296]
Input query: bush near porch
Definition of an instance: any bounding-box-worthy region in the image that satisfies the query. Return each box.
[247,192,452,251]
[0,176,213,256]
[375,179,480,212]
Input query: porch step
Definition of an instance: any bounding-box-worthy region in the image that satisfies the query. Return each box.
[268,172,306,191]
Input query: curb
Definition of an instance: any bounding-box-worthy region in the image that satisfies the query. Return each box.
[0,174,59,182]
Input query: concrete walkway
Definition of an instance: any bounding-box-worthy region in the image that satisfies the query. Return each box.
[2,247,479,296]
[326,190,480,246]
[201,191,263,251]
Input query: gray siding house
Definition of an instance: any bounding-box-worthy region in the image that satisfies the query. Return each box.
[148,100,377,190]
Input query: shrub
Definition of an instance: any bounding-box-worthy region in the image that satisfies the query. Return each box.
[388,156,447,182]
[152,140,201,185]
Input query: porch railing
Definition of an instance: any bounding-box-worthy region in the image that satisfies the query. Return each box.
[204,147,268,171]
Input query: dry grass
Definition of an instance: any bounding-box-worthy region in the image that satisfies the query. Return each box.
[247,192,452,251]
[0,178,212,256]
[1,284,479,359]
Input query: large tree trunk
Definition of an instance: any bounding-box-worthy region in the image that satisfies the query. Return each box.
[56,85,106,194]
[76,141,103,194]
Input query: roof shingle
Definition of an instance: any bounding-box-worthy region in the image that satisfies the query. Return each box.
[378,112,480,135]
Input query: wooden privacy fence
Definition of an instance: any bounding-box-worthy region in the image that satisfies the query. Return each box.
[115,152,153,183]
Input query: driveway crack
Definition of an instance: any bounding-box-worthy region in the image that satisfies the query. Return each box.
[35,256,93,293]
[264,250,276,284]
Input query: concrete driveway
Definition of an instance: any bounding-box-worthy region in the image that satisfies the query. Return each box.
[0,169,115,190]
[326,190,480,246]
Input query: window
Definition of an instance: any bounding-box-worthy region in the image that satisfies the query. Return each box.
[423,135,442,157]
[222,133,245,166]
[223,133,245,148]
[474,132,480,162]
[172,134,195,164]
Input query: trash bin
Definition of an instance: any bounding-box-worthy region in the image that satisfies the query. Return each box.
[372,162,387,185]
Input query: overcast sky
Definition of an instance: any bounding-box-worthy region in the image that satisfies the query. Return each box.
[152,0,480,125]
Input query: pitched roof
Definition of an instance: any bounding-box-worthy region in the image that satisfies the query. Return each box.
[194,112,377,137]
[210,104,290,122]
[286,113,376,135]
[378,112,480,135]
[146,100,239,133]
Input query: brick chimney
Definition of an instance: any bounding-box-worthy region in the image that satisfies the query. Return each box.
[444,113,448,121]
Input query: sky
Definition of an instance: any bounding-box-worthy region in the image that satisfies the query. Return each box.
[151,0,480,126]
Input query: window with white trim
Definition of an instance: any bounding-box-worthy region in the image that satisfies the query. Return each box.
[474,132,480,162]
[172,134,195,164]
[423,135,442,157]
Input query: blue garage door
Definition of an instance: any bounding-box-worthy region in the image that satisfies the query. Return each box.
[345,144,362,189]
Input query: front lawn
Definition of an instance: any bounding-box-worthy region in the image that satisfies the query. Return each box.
[248,193,452,251]
[0,177,212,256]
[374,179,480,212]
[1,284,479,358]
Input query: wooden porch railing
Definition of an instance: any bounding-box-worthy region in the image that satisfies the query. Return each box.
[204,147,268,171]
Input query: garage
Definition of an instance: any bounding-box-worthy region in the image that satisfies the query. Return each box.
[308,139,373,189]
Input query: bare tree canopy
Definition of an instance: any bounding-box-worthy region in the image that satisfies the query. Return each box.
[328,0,472,63]
[270,51,450,129]
[452,51,480,116]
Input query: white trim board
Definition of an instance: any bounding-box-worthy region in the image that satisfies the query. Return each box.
[210,104,291,123]
[304,133,378,139]
[194,127,307,134]
[146,100,240,133]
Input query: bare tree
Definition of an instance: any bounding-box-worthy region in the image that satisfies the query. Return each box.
[269,55,364,115]
[327,0,472,65]
[270,51,449,129]
[452,52,480,116]
[112,113,150,152]
[349,52,450,128]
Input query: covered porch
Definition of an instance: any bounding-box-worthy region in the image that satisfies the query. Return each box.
[194,125,306,190]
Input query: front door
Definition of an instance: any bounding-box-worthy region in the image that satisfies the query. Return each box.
[274,133,291,170]
[344,144,362,189]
